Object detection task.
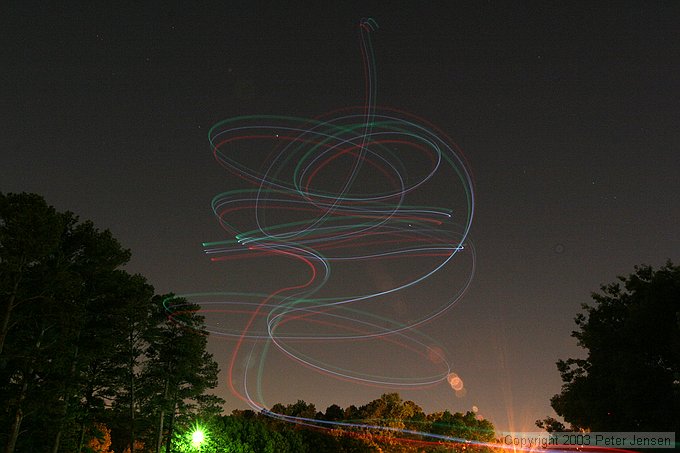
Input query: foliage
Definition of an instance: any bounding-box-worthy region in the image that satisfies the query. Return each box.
[0,193,135,453]
[428,410,495,442]
[171,395,496,453]
[86,423,114,453]
[534,416,567,433]
[144,296,222,453]
[0,193,221,453]
[547,262,680,432]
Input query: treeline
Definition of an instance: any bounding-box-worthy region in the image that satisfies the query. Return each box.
[0,193,222,453]
[174,393,495,453]
[1,193,496,453]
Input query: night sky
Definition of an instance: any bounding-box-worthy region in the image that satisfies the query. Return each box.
[3,2,680,433]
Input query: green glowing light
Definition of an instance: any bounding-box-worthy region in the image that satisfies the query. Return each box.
[191,428,205,447]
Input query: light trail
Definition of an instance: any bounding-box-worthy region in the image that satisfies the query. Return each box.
[164,17,506,450]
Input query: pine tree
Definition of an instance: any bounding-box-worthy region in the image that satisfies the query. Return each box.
[143,296,221,453]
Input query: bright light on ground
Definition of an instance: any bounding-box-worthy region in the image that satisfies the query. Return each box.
[191,429,205,447]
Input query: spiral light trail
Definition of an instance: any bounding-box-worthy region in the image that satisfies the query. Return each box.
[159,17,564,450]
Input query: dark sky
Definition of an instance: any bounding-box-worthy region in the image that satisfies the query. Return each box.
[2,1,680,433]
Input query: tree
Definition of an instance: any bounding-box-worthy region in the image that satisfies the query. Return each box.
[0,193,134,453]
[272,400,318,420]
[174,413,303,453]
[86,423,114,453]
[426,410,494,445]
[549,262,680,432]
[49,220,133,453]
[144,296,222,453]
[323,404,345,422]
[356,393,423,432]
[103,271,156,453]
[1,193,224,453]
[0,192,64,356]
[534,416,567,433]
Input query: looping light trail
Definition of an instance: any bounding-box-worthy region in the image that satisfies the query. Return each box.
[162,17,528,450]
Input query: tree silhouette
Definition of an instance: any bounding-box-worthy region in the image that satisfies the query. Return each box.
[0,193,221,453]
[549,262,680,432]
